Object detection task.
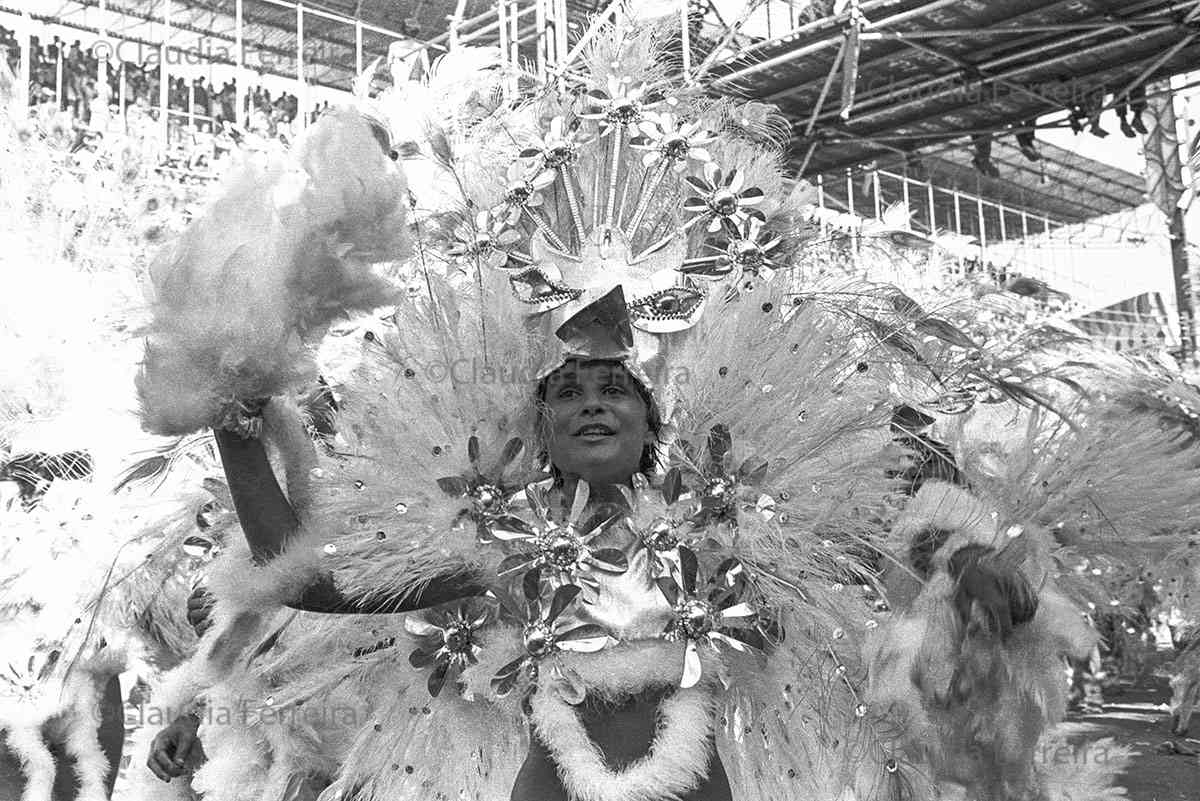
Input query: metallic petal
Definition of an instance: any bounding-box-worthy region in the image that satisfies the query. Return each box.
[547,584,581,622]
[739,187,765,205]
[498,553,537,576]
[709,631,754,653]
[404,618,441,637]
[409,648,438,669]
[681,640,703,688]
[588,549,630,573]
[720,603,757,620]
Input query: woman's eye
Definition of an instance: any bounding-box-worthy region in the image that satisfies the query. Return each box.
[556,386,580,399]
[602,384,627,396]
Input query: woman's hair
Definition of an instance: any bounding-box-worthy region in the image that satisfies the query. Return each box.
[534,359,663,478]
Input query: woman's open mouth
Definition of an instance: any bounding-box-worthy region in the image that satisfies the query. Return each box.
[574,423,616,441]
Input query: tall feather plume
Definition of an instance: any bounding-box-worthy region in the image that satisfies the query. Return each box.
[137,108,409,436]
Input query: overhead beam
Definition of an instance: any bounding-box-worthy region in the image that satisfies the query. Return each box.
[766,0,1198,108]
[806,71,1200,180]
[818,23,1188,129]
[858,21,1184,37]
[710,0,962,89]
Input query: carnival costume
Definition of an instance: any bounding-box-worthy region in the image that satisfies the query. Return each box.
[862,349,1200,801]
[131,21,952,801]
[0,78,214,800]
[126,18,1184,801]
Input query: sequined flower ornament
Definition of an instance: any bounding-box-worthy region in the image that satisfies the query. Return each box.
[446,210,521,270]
[436,436,526,540]
[580,76,654,136]
[491,572,613,699]
[629,113,716,172]
[495,161,557,230]
[622,470,713,579]
[519,115,589,171]
[681,217,783,290]
[405,599,494,698]
[657,548,761,688]
[681,424,769,528]
[487,480,628,596]
[682,163,766,235]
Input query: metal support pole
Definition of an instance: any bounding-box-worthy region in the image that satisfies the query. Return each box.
[977,195,987,251]
[998,204,1007,241]
[556,0,569,70]
[355,20,363,75]
[926,180,935,232]
[449,0,468,50]
[846,168,855,217]
[680,0,691,77]
[56,43,63,111]
[17,9,30,115]
[498,0,509,98]
[535,0,546,81]
[1021,210,1029,239]
[235,0,245,128]
[97,0,109,124]
[846,168,859,266]
[554,0,623,76]
[297,3,306,130]
[816,174,828,238]
[953,190,962,236]
[509,0,520,91]
[872,170,881,219]
[901,174,911,225]
[160,0,170,145]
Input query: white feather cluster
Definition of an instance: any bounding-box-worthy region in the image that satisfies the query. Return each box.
[137,108,410,436]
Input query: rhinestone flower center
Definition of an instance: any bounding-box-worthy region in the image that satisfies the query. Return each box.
[710,190,739,216]
[523,622,555,657]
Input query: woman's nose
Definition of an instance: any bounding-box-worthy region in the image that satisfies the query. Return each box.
[579,389,607,413]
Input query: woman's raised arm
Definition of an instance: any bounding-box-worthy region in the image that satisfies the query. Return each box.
[212,427,299,564]
[213,423,487,613]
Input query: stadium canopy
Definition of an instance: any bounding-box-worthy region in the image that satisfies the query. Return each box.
[703,0,1200,182]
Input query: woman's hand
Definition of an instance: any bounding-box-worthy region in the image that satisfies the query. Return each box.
[146,713,205,781]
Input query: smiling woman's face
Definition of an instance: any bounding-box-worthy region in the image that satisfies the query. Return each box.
[541,360,655,487]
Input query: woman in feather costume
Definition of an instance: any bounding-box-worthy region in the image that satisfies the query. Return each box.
[133,16,1177,801]
[130,20,947,801]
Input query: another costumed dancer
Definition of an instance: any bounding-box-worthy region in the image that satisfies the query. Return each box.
[863,352,1200,800]
[0,69,221,799]
[132,23,1045,801]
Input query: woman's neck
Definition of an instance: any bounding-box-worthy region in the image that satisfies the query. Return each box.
[557,474,633,509]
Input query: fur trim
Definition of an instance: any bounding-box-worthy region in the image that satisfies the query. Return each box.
[557,639,704,701]
[58,673,109,801]
[203,533,322,615]
[5,722,55,801]
[529,683,718,801]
